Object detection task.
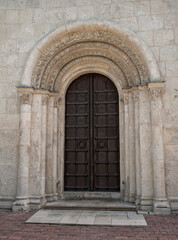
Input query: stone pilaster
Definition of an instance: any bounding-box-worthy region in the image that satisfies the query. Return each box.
[29,91,42,209]
[132,87,141,207]
[46,94,54,202]
[128,90,136,203]
[148,82,170,214]
[139,85,153,211]
[123,89,130,202]
[41,93,49,205]
[52,95,59,201]
[13,87,33,211]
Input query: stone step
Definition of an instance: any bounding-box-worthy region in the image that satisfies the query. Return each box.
[44,199,136,211]
[63,191,121,200]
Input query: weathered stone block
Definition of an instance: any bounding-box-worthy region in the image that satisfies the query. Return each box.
[165,144,178,197]
[7,98,18,114]
[6,54,18,67]
[0,130,19,147]
[175,28,178,44]
[17,39,36,53]
[40,0,64,8]
[6,10,19,24]
[7,24,21,39]
[134,0,150,16]
[66,7,77,21]
[76,0,90,6]
[33,9,45,23]
[0,83,7,98]
[0,0,7,9]
[18,9,33,24]
[78,6,94,19]
[119,17,139,32]
[158,61,166,77]
[150,46,160,61]
[0,25,7,41]
[0,10,6,23]
[46,9,65,23]
[0,98,6,113]
[138,16,164,31]
[1,40,18,53]
[165,14,178,28]
[160,46,178,61]
[138,31,154,46]
[6,114,19,130]
[94,5,111,20]
[111,3,135,18]
[166,61,178,77]
[27,0,40,8]
[154,30,174,46]
[151,0,178,15]
[64,0,77,7]
[0,68,7,82]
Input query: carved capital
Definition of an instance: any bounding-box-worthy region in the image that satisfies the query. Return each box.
[132,89,139,103]
[123,90,129,105]
[54,97,59,108]
[19,92,32,105]
[148,82,165,101]
[42,95,49,106]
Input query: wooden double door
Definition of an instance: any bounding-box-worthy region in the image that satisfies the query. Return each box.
[64,73,120,192]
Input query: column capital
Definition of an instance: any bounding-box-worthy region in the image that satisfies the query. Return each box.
[148,82,165,100]
[123,89,130,105]
[17,87,33,105]
[42,95,49,106]
[54,96,59,108]
[131,87,139,103]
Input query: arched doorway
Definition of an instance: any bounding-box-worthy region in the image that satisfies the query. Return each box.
[64,73,120,192]
[13,21,170,214]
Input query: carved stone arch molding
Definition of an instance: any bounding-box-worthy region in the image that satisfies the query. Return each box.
[13,21,170,214]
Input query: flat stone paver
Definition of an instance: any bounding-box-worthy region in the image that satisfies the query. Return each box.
[26,209,147,226]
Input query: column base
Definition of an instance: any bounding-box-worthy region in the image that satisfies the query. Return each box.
[52,193,58,202]
[29,196,46,210]
[12,197,30,212]
[129,194,135,203]
[46,194,53,202]
[153,198,170,215]
[124,193,129,202]
[135,195,141,206]
[140,197,153,211]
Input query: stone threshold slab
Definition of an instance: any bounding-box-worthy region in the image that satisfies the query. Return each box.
[26,210,147,227]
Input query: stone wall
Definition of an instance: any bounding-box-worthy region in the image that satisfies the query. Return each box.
[0,0,178,211]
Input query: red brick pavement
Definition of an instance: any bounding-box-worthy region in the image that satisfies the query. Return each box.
[0,210,177,240]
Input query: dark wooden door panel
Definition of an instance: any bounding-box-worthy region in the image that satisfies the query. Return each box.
[64,73,120,192]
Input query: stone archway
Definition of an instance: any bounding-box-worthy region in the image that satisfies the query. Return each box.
[13,21,170,214]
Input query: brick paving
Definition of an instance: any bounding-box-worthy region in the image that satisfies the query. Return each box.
[0,210,177,240]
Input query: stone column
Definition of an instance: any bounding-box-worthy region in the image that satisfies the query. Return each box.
[128,90,136,203]
[148,82,170,214]
[139,85,153,211]
[123,89,130,202]
[29,91,43,209]
[13,87,33,211]
[132,87,141,206]
[52,95,58,201]
[41,93,49,205]
[46,95,54,202]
